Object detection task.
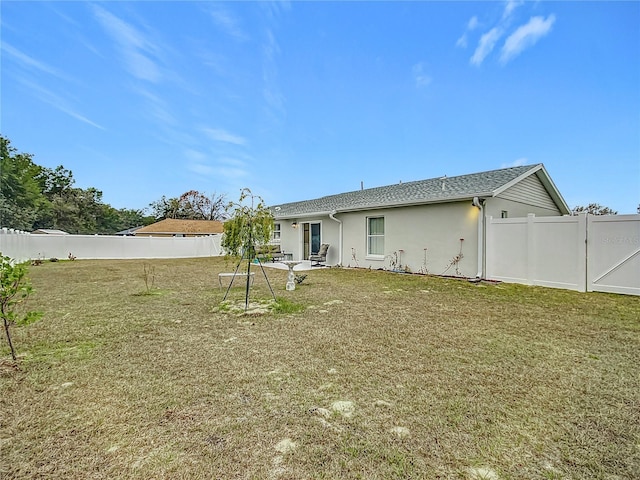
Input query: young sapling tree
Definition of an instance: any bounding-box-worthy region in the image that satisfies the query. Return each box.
[1,254,42,361]
[221,188,276,309]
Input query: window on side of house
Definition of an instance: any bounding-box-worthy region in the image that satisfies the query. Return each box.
[367,216,384,257]
[272,223,281,242]
[501,210,508,218]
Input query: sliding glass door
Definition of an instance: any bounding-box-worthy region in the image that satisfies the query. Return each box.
[303,222,321,259]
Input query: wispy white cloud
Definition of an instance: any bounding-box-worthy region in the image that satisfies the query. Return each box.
[188,162,216,177]
[196,50,228,76]
[218,156,247,168]
[500,15,556,64]
[185,146,249,180]
[92,5,161,82]
[209,4,249,41]
[412,62,432,88]
[187,160,248,180]
[17,77,104,130]
[126,50,161,82]
[470,27,503,66]
[202,127,247,146]
[56,107,104,130]
[456,15,479,48]
[466,3,555,66]
[262,28,285,114]
[502,0,524,20]
[261,1,292,21]
[501,158,528,168]
[184,149,208,162]
[132,86,176,126]
[206,4,249,41]
[2,42,71,81]
[214,166,249,179]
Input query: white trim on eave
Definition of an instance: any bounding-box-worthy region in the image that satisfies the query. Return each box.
[273,195,495,220]
[274,211,334,221]
[536,165,571,214]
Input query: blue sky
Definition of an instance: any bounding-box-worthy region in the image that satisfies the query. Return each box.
[2,1,639,214]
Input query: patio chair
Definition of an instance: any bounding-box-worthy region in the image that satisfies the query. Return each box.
[310,243,330,267]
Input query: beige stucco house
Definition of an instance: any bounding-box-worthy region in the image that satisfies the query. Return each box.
[270,164,570,278]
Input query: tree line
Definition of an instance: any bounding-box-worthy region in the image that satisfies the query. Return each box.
[1,136,227,234]
[3,135,625,235]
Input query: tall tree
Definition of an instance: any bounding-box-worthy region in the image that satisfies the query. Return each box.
[178,190,227,220]
[0,136,47,230]
[97,207,154,233]
[149,195,181,220]
[1,136,206,234]
[40,165,74,197]
[150,191,227,220]
[32,165,77,230]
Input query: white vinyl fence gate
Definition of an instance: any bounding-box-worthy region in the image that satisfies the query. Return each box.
[486,214,640,296]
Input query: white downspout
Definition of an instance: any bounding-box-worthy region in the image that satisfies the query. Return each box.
[473,197,485,279]
[329,211,343,266]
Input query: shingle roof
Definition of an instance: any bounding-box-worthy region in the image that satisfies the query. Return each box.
[134,219,224,235]
[31,229,69,235]
[115,226,143,236]
[272,164,543,218]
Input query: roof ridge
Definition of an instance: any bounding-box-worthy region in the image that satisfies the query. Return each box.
[268,164,564,218]
[274,164,540,208]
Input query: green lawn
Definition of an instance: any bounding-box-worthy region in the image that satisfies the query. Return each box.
[1,258,639,479]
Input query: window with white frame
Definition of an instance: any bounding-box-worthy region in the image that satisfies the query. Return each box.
[367,216,384,257]
[501,210,508,218]
[272,223,281,242]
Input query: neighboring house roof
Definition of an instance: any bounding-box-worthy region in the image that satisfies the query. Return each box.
[115,226,143,236]
[133,218,224,235]
[31,229,68,235]
[272,164,570,218]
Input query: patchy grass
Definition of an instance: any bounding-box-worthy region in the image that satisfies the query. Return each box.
[1,258,639,479]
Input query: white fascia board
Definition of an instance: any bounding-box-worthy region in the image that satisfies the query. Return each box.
[332,194,495,214]
[274,211,333,221]
[274,193,498,219]
[536,165,571,214]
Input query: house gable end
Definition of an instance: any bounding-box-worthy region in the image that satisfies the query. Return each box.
[497,174,561,213]
[493,165,570,215]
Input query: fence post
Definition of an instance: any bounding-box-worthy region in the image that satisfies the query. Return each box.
[485,216,493,279]
[526,213,535,285]
[579,213,588,292]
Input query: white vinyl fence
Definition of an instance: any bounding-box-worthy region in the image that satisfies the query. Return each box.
[0,228,223,263]
[486,213,640,295]
[3,214,639,296]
